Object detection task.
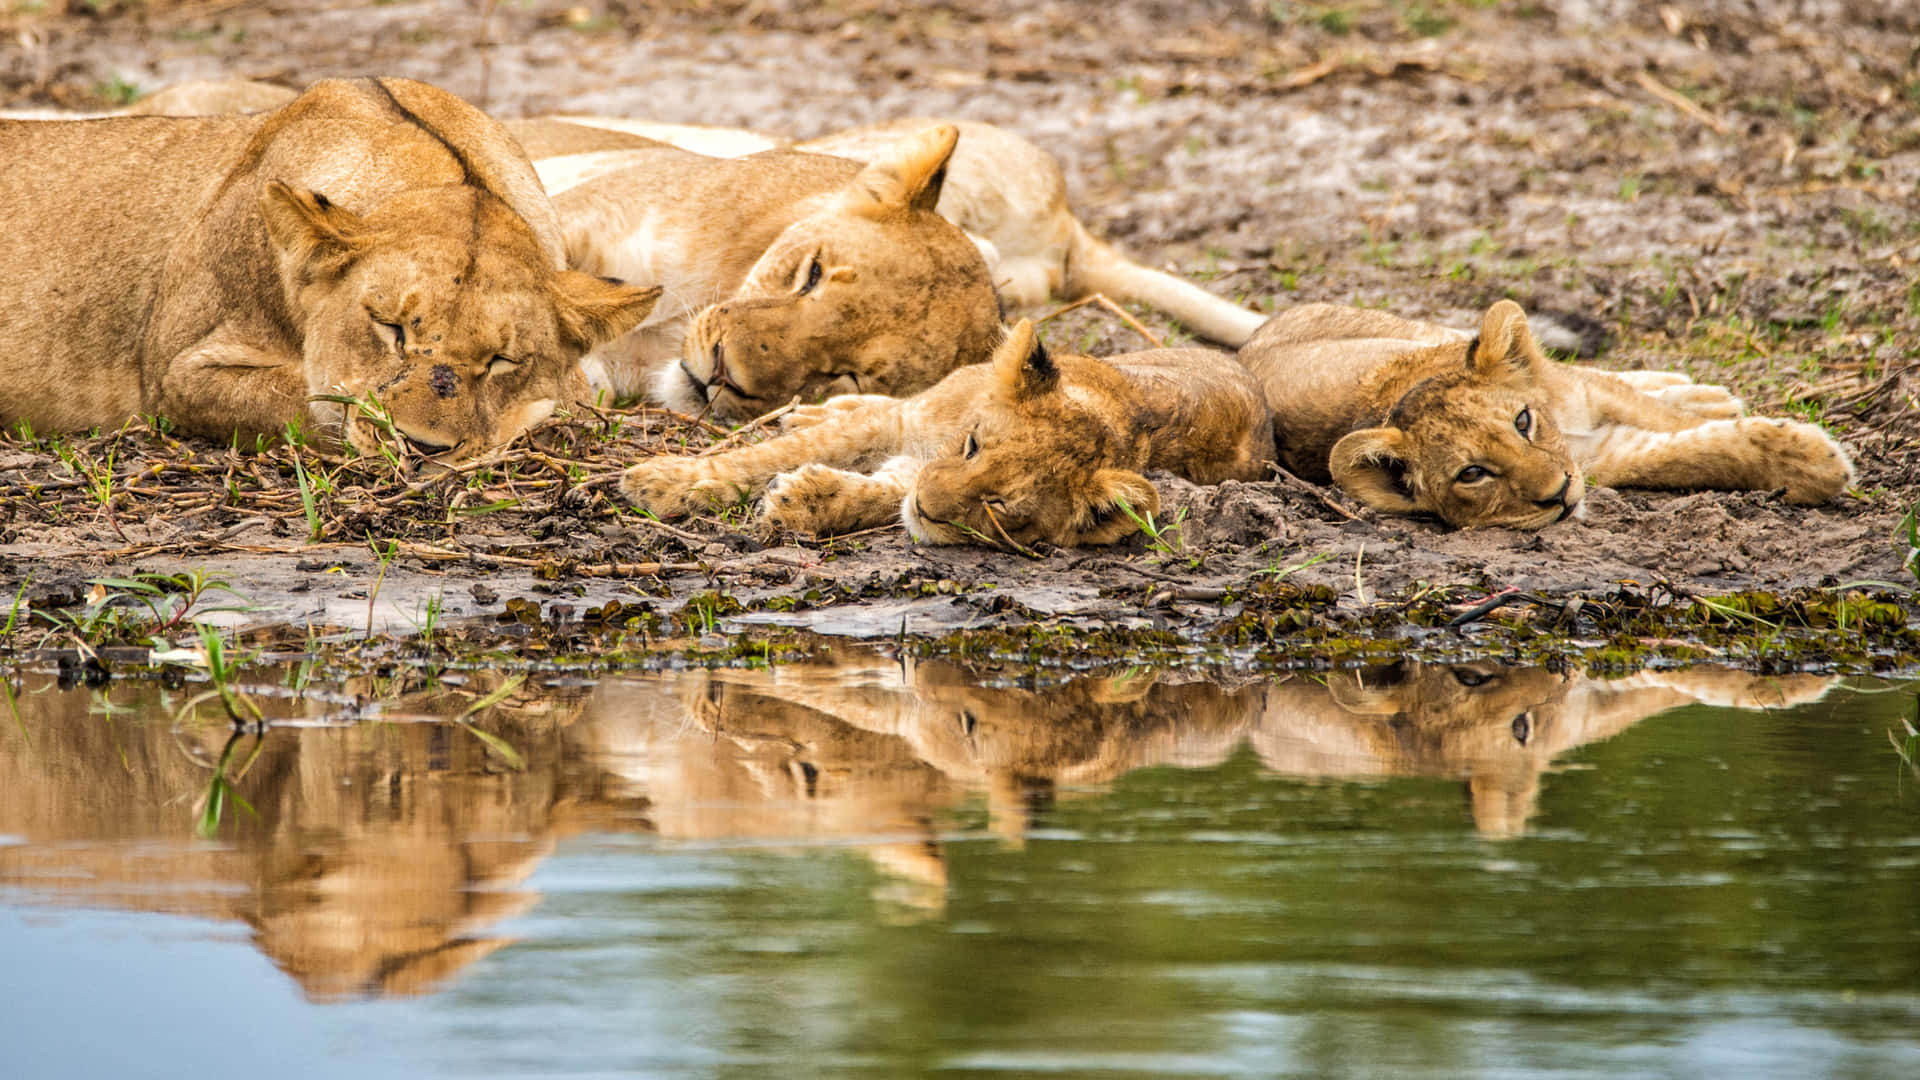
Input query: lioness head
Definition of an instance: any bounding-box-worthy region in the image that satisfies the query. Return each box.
[262,181,660,461]
[664,125,1002,421]
[902,320,1158,549]
[1329,300,1584,529]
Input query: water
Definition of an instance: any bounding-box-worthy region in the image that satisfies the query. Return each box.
[1,657,1917,1078]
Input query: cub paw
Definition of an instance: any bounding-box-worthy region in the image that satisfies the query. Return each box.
[779,395,892,434]
[761,464,866,536]
[621,458,744,519]
[1747,418,1853,505]
[1614,370,1692,392]
[1654,383,1744,419]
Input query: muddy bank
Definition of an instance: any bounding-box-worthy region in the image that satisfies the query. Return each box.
[1,1,1916,664]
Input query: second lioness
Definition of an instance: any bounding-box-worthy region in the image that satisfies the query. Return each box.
[1241,301,1854,529]
[511,120,1002,420]
[621,320,1274,548]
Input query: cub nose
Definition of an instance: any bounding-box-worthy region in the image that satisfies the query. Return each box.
[1535,474,1573,508]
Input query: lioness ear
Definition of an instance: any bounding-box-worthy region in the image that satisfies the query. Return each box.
[1329,428,1420,515]
[1083,468,1158,544]
[990,318,1058,400]
[260,181,366,278]
[847,124,957,217]
[1467,299,1541,385]
[551,273,663,351]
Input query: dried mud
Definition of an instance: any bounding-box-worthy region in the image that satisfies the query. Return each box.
[2,0,1917,663]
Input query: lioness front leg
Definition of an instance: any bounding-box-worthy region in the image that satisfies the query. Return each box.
[146,334,310,445]
[622,398,908,519]
[761,456,919,536]
[1585,417,1852,505]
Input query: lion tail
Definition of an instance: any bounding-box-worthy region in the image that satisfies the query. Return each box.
[1062,218,1268,348]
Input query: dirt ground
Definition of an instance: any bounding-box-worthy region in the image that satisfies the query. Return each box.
[2,0,1917,655]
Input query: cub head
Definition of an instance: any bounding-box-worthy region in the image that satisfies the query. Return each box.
[262,180,659,461]
[664,125,1003,421]
[902,320,1159,550]
[1328,300,1583,529]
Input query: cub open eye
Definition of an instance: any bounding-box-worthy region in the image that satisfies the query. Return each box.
[797,255,823,296]
[488,355,519,375]
[1456,464,1492,484]
[1514,406,1533,438]
[1450,668,1493,688]
[962,432,979,459]
[1510,711,1532,746]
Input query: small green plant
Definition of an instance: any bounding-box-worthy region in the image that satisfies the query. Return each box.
[1254,551,1333,580]
[366,536,400,640]
[1116,499,1195,567]
[1895,504,1920,585]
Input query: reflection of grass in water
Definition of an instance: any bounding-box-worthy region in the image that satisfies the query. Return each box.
[195,730,265,841]
[456,674,527,771]
[1891,700,1920,787]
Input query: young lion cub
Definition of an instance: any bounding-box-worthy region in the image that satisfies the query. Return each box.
[1239,301,1854,529]
[621,320,1275,548]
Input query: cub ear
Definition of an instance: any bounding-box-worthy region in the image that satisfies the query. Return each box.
[1467,299,1541,385]
[1329,428,1420,515]
[260,182,366,278]
[990,318,1058,400]
[551,272,663,351]
[847,124,957,217]
[1083,468,1159,545]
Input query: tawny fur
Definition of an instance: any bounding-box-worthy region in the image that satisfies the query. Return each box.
[543,114,1269,347]
[620,319,1274,548]
[1238,301,1854,529]
[512,118,1003,419]
[0,78,658,460]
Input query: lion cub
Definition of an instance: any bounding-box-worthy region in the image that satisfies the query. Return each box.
[511,120,1003,421]
[1239,301,1853,529]
[621,320,1275,548]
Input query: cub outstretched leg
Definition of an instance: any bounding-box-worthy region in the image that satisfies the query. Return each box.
[622,399,907,519]
[762,456,921,536]
[1584,417,1852,505]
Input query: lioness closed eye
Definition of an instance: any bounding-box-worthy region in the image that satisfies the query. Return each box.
[1239,300,1853,529]
[620,319,1275,548]
[0,78,659,461]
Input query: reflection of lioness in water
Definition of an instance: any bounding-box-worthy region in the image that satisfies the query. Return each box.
[1241,301,1854,528]
[0,78,658,460]
[620,319,1274,546]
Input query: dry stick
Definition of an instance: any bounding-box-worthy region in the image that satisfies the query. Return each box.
[1631,70,1730,135]
[1035,293,1165,349]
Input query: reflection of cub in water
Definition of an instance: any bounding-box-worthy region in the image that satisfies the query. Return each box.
[0,673,590,1001]
[587,659,1840,861]
[1256,662,1836,836]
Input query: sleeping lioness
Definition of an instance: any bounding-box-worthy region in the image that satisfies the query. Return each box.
[0,78,659,459]
[620,319,1274,547]
[510,119,1003,420]
[1240,301,1854,529]
[545,114,1269,347]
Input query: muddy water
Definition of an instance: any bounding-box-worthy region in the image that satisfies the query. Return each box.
[2,658,1917,1077]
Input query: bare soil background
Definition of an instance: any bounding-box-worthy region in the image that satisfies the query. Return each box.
[2,0,1917,653]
